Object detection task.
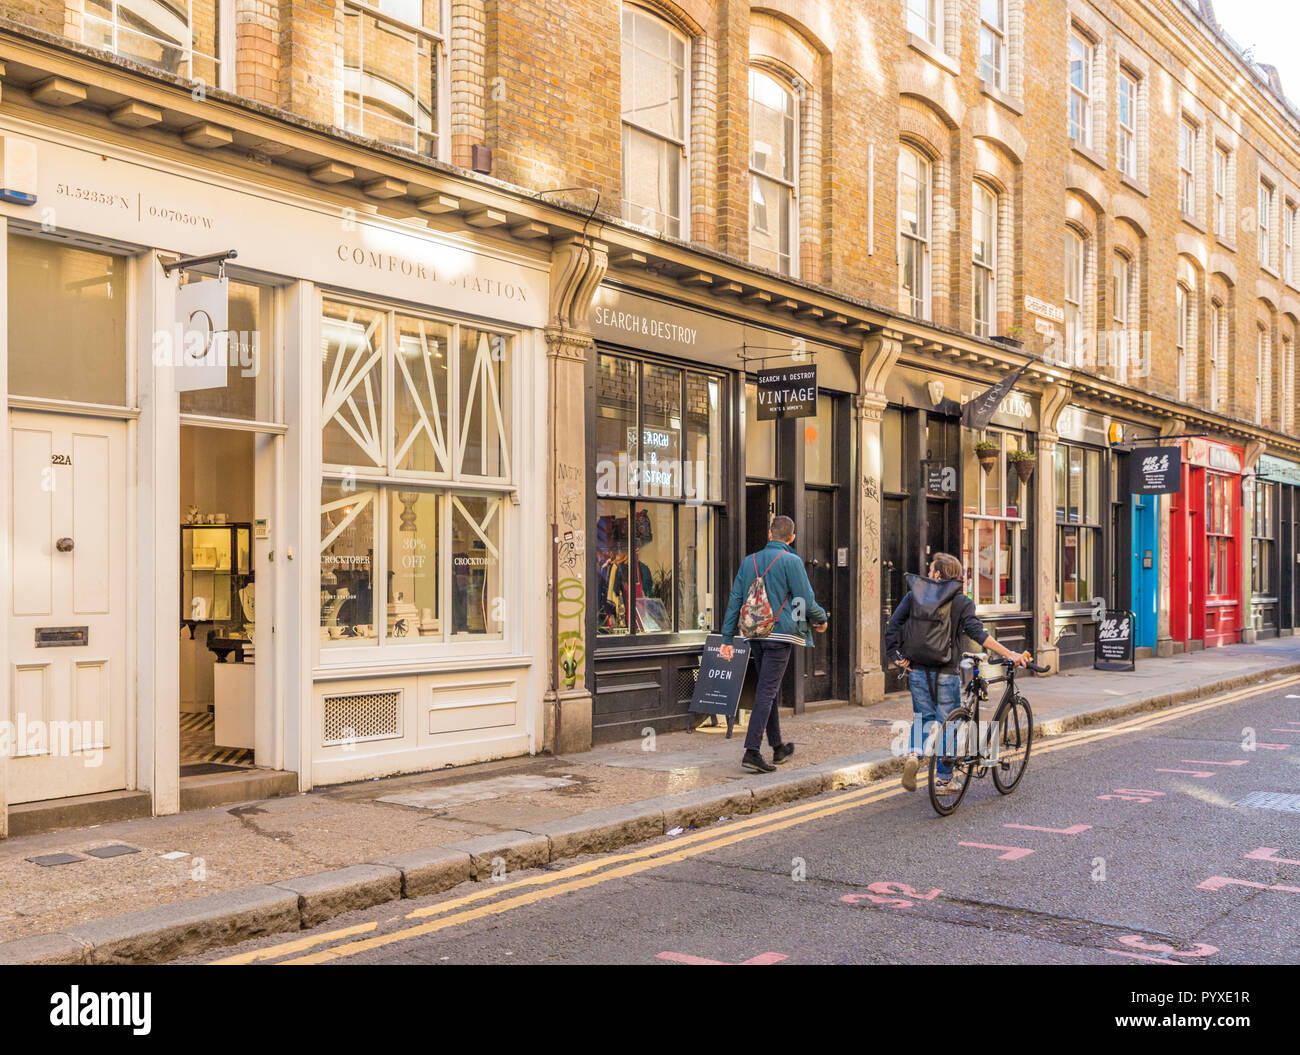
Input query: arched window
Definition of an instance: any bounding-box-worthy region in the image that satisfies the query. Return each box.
[899,146,932,319]
[1111,251,1133,381]
[1064,228,1087,367]
[1208,300,1223,411]
[1176,283,1191,402]
[621,6,688,237]
[1256,324,1270,424]
[972,182,998,337]
[749,69,797,275]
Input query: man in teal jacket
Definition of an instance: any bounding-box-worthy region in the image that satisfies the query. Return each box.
[719,515,827,772]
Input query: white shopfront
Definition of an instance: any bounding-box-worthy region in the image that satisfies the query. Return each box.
[0,115,550,824]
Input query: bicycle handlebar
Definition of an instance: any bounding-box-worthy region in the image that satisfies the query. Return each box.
[986,654,1050,674]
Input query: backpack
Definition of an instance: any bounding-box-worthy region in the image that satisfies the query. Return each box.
[901,583,957,667]
[738,552,791,639]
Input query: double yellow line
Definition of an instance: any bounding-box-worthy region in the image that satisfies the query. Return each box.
[214,672,1299,965]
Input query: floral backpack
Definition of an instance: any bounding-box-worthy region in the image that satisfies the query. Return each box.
[738,553,791,639]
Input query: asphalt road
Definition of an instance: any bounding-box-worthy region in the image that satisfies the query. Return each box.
[197,679,1300,966]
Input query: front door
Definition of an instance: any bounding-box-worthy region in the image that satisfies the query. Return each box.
[803,487,834,700]
[8,412,128,803]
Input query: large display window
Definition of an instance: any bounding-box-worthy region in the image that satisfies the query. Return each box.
[962,427,1028,610]
[1055,443,1103,604]
[1206,471,1236,599]
[1251,481,1276,596]
[318,297,512,648]
[594,352,724,638]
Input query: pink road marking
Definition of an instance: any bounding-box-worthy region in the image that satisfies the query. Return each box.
[1117,936,1217,957]
[1245,847,1300,866]
[1179,759,1248,766]
[958,841,1035,861]
[1197,876,1300,894]
[656,951,789,965]
[1252,744,1291,750]
[1104,949,1185,965]
[1268,729,1300,734]
[1154,768,1215,777]
[1004,823,1093,835]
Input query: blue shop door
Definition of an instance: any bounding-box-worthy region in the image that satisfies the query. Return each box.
[1131,494,1158,651]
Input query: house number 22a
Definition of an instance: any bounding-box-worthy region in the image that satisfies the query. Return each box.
[51,454,72,466]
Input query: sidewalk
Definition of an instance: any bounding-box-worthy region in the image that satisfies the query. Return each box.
[3,637,1300,963]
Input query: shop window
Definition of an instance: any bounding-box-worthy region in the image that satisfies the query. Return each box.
[804,398,833,486]
[749,69,798,276]
[1206,472,1235,598]
[1054,444,1102,605]
[973,182,998,338]
[882,408,904,494]
[180,279,277,422]
[7,233,128,406]
[595,352,725,638]
[82,0,224,84]
[343,0,443,158]
[1251,482,1275,597]
[898,146,932,320]
[319,297,513,648]
[744,383,777,479]
[962,428,1026,610]
[621,5,688,237]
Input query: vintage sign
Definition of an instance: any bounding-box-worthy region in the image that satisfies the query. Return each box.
[1095,610,1136,671]
[755,364,818,420]
[1128,446,1181,494]
[690,634,752,717]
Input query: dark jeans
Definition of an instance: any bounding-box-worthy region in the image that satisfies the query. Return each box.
[745,639,793,751]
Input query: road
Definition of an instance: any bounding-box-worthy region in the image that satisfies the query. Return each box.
[197,676,1300,966]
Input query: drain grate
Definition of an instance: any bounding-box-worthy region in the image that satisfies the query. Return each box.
[1235,791,1300,813]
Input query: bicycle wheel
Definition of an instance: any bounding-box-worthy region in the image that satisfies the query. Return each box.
[927,707,976,816]
[991,696,1033,794]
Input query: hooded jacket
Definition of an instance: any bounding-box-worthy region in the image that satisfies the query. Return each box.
[720,539,827,647]
[883,574,990,674]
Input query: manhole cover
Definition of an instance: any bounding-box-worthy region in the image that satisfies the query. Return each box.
[1235,791,1300,814]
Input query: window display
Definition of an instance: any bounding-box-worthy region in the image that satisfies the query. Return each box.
[962,427,1027,609]
[1055,443,1103,604]
[181,522,254,643]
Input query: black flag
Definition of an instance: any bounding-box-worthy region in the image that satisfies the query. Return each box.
[960,362,1030,430]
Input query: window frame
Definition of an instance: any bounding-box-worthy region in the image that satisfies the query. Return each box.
[1259,179,1275,269]
[1251,481,1276,598]
[1213,145,1230,239]
[82,0,235,89]
[963,427,1027,613]
[1116,69,1137,178]
[1206,472,1235,600]
[1176,283,1191,402]
[898,144,933,321]
[978,0,1007,89]
[1208,299,1223,410]
[748,67,799,277]
[1068,30,1094,148]
[972,181,998,338]
[1111,251,1132,381]
[1064,228,1087,368]
[1286,200,1297,284]
[907,0,942,47]
[1179,118,1198,219]
[620,5,690,239]
[1256,324,1268,424]
[1054,442,1103,608]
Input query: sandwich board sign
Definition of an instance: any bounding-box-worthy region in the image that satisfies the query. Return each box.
[689,634,752,735]
[1094,610,1136,672]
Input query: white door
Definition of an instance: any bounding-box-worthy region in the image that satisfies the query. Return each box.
[8,412,128,803]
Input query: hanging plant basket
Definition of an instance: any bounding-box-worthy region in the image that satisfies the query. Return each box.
[974,443,1000,474]
[1009,452,1037,484]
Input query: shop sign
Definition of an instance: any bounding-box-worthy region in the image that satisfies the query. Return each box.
[689,635,751,717]
[961,363,1030,430]
[1129,446,1181,494]
[1094,610,1136,671]
[173,277,229,391]
[1209,446,1242,473]
[1024,295,1065,323]
[755,364,818,419]
[1258,454,1300,487]
[1056,405,1108,446]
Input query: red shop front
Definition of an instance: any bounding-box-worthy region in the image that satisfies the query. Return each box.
[1170,439,1245,650]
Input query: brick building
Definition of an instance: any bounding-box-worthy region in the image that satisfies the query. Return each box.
[0,0,1298,831]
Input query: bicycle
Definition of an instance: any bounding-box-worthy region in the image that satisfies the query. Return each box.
[927,651,1049,816]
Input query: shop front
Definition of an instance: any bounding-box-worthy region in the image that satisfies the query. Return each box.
[0,116,550,826]
[1253,453,1300,637]
[587,285,857,741]
[1170,439,1246,651]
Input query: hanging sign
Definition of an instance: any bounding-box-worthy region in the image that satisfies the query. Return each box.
[1128,446,1181,494]
[755,365,818,420]
[960,363,1030,430]
[690,635,752,717]
[1094,610,1136,671]
[172,277,230,391]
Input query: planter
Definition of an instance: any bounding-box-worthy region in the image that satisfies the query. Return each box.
[991,335,1024,350]
[1011,457,1036,484]
[975,447,1000,473]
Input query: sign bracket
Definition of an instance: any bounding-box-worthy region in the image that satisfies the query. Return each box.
[159,249,239,279]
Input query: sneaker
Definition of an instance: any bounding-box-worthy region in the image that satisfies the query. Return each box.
[901,755,920,792]
[933,777,959,795]
[773,742,795,764]
[742,749,776,773]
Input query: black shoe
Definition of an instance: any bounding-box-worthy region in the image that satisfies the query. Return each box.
[742,749,776,773]
[772,742,795,764]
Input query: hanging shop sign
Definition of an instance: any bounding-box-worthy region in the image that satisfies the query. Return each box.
[755,364,818,420]
[172,277,229,392]
[1128,446,1182,494]
[1258,454,1300,487]
[960,363,1030,430]
[1094,609,1136,671]
[690,634,752,718]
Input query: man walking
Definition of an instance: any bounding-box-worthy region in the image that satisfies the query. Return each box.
[719,515,827,773]
[884,552,1027,792]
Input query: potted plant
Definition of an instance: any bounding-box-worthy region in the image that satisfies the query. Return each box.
[991,324,1025,349]
[1008,447,1038,484]
[974,439,1001,474]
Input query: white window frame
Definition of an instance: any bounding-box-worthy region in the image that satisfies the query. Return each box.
[621,5,690,238]
[965,427,1026,613]
[82,0,236,89]
[973,182,998,337]
[1213,145,1230,239]
[1111,251,1131,380]
[1259,180,1275,269]
[1176,283,1190,402]
[1209,300,1222,410]
[1064,228,1086,367]
[1068,30,1094,148]
[978,0,1007,89]
[1179,118,1198,218]
[898,145,932,320]
[748,68,799,277]
[907,0,942,47]
[1256,324,1268,424]
[1285,201,1296,284]
[1116,70,1137,178]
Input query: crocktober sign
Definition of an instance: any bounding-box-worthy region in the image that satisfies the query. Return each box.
[755,364,818,420]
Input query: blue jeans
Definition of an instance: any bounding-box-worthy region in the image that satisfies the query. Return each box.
[745,639,792,751]
[908,670,962,779]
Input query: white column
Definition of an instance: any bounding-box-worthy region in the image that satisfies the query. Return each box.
[1034,432,1061,672]
[854,391,887,705]
[0,218,8,836]
[1242,441,1266,644]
